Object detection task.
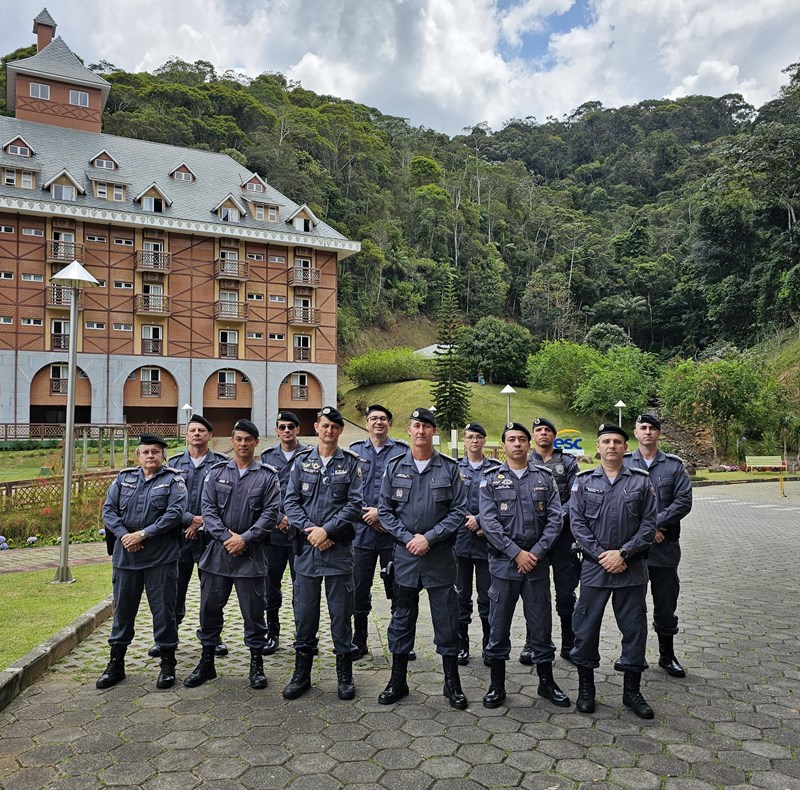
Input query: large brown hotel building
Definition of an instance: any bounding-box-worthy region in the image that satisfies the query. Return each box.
[0,10,359,435]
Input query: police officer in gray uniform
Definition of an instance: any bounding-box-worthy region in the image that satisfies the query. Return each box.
[147,415,228,659]
[521,417,581,664]
[456,421,499,666]
[260,410,310,655]
[624,413,693,677]
[98,434,187,690]
[282,406,363,700]
[184,419,280,690]
[349,404,409,660]
[377,408,469,709]
[480,423,569,709]
[570,424,657,718]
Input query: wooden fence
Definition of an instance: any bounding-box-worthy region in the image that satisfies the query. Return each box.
[0,472,116,511]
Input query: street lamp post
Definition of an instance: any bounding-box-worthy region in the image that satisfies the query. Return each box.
[181,403,193,450]
[50,260,100,584]
[501,385,516,424]
[615,400,626,428]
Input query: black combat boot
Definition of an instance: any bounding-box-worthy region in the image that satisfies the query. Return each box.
[378,653,410,704]
[518,626,533,665]
[214,641,228,657]
[560,614,575,662]
[352,613,369,660]
[148,645,161,658]
[622,669,654,719]
[336,653,356,700]
[249,648,267,689]
[96,644,127,689]
[576,666,596,713]
[480,616,491,667]
[457,623,470,666]
[156,647,177,689]
[442,655,468,710]
[282,651,313,699]
[482,659,506,709]
[657,634,686,678]
[183,645,217,687]
[536,661,571,707]
[262,610,280,655]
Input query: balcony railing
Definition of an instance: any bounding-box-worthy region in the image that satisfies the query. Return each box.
[135,250,172,273]
[140,381,161,397]
[217,383,236,399]
[288,306,320,326]
[213,258,249,280]
[289,267,321,287]
[47,285,82,309]
[213,301,248,321]
[293,347,311,361]
[219,342,239,359]
[142,338,162,355]
[51,333,70,350]
[48,241,83,262]
[134,294,171,315]
[291,385,308,400]
[50,379,68,394]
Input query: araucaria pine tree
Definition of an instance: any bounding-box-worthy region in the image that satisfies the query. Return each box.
[431,277,471,431]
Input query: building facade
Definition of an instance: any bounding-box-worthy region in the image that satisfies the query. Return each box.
[0,10,359,435]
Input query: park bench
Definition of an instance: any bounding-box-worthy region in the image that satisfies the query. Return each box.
[744,455,787,472]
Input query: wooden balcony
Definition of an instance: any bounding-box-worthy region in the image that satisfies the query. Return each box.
[219,342,239,359]
[214,301,248,321]
[288,306,320,326]
[47,241,83,263]
[135,250,172,273]
[140,381,161,397]
[289,267,321,287]
[47,285,82,310]
[293,347,311,361]
[142,338,163,355]
[134,294,171,315]
[213,258,249,280]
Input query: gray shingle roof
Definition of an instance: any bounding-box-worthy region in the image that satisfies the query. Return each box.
[0,115,355,250]
[33,8,57,33]
[8,37,109,89]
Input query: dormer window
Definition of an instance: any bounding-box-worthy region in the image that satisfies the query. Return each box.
[43,170,84,202]
[220,206,239,223]
[30,83,50,100]
[94,158,114,169]
[143,196,164,213]
[268,206,278,222]
[134,184,172,214]
[52,184,76,201]
[90,150,119,170]
[7,144,31,157]
[246,182,264,193]
[169,163,196,183]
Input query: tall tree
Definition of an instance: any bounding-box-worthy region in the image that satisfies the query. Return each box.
[431,277,471,432]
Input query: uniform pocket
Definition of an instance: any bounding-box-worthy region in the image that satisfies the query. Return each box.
[390,476,412,502]
[584,494,602,519]
[624,493,643,517]
[494,488,516,520]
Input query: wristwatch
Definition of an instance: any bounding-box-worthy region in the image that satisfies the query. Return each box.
[139,530,147,540]
[619,548,630,560]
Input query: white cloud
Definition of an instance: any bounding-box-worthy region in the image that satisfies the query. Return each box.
[1,0,798,134]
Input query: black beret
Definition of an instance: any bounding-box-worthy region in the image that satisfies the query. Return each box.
[532,417,557,434]
[464,422,487,437]
[276,411,300,426]
[636,413,662,430]
[138,433,168,449]
[366,404,393,421]
[233,419,260,438]
[409,407,437,427]
[318,406,345,427]
[598,423,629,441]
[188,414,213,432]
[502,422,531,442]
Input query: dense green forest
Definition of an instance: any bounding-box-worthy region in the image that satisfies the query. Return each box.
[3,47,800,358]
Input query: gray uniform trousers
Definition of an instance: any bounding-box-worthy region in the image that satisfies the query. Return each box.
[293,572,354,655]
[387,581,460,656]
[197,572,268,650]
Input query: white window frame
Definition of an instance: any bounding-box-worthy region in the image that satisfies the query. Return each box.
[247,331,264,339]
[22,273,44,282]
[52,184,76,201]
[4,169,15,186]
[22,228,44,237]
[255,205,265,221]
[142,196,164,213]
[93,158,115,169]
[268,206,278,221]
[0,271,13,279]
[0,227,13,235]
[113,323,132,331]
[246,252,264,261]
[69,90,89,107]
[269,294,286,303]
[247,292,264,301]
[246,182,264,192]
[84,321,105,330]
[113,185,125,201]
[7,144,31,157]
[172,170,193,182]
[268,255,286,263]
[0,316,11,324]
[21,171,33,188]
[86,235,107,243]
[96,182,107,199]
[22,317,43,326]
[30,83,50,100]
[113,280,133,290]
[268,333,285,341]
[219,206,239,222]
[113,237,134,246]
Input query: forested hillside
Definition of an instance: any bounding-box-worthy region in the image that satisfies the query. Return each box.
[3,48,800,358]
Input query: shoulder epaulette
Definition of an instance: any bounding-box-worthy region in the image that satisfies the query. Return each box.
[623,451,634,457]
[259,461,278,473]
[341,447,360,459]
[167,452,184,465]
[577,468,594,477]
[485,456,502,466]
[665,452,685,462]
[295,446,314,455]
[393,438,411,448]
[439,453,459,464]
[630,467,650,476]
[532,463,553,475]
[386,450,407,467]
[210,459,229,469]
[164,465,181,474]
[120,466,138,473]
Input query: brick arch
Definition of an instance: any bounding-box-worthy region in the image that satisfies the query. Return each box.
[123,365,178,424]
[201,368,254,436]
[29,363,92,423]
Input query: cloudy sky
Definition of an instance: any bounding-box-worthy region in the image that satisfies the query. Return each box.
[4,1,799,134]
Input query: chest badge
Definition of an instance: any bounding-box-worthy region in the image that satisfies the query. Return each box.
[302,482,310,492]
[500,502,509,512]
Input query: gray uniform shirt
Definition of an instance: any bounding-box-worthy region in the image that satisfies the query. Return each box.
[479,462,563,581]
[102,465,187,570]
[570,465,657,588]
[624,450,692,568]
[284,446,363,576]
[260,442,310,547]
[199,459,280,578]
[378,449,467,588]
[456,455,501,560]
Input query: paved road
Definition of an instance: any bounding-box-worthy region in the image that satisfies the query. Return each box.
[1,481,798,789]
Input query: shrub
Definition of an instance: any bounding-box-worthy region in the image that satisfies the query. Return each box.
[344,348,434,386]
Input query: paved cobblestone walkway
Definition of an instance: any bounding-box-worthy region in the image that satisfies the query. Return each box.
[1,481,798,789]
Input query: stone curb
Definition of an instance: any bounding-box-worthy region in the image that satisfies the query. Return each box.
[0,593,113,711]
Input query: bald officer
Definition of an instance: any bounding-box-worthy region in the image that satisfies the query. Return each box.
[570,424,657,719]
[624,414,693,677]
[377,408,469,709]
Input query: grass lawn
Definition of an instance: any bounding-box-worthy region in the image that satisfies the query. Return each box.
[0,563,111,668]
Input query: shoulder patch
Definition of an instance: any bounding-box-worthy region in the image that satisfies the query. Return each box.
[630,467,650,476]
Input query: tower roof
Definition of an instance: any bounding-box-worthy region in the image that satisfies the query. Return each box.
[32,8,57,33]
